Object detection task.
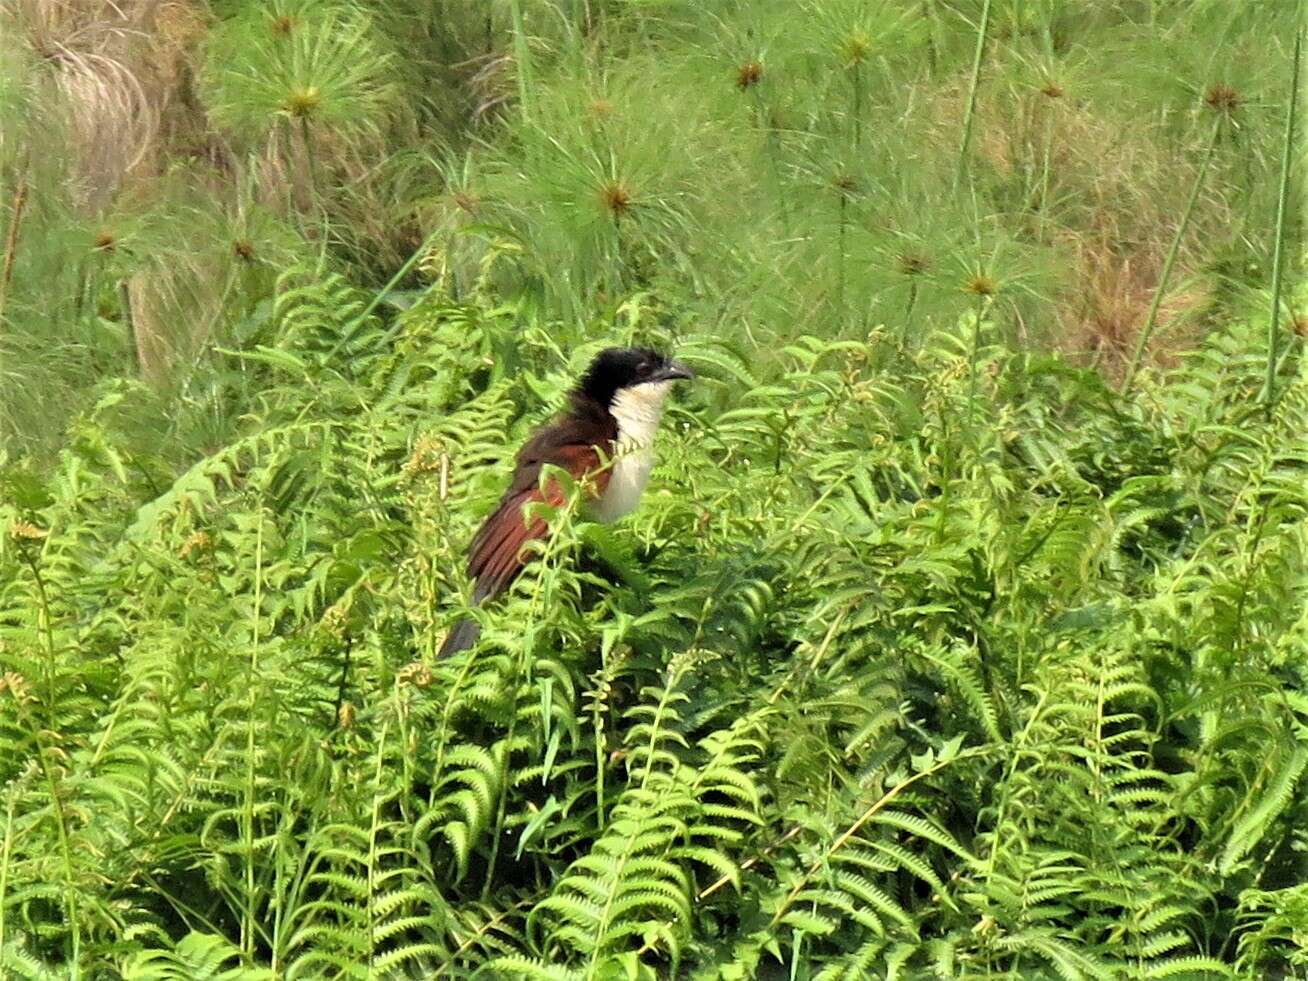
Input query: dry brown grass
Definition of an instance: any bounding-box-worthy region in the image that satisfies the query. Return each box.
[4,0,208,208]
[123,260,221,385]
[1,1,239,383]
[930,60,1231,374]
[1057,230,1210,379]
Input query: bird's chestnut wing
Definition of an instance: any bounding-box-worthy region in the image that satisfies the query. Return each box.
[466,441,611,603]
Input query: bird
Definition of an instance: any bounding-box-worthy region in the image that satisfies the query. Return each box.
[438,347,694,657]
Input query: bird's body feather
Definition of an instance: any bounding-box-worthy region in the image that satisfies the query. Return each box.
[466,393,616,603]
[439,348,690,658]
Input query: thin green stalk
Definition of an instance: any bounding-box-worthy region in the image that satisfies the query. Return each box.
[934,394,954,546]
[967,294,988,429]
[749,88,790,232]
[333,636,354,725]
[10,545,82,973]
[7,544,81,975]
[280,116,298,220]
[0,782,14,961]
[900,279,919,349]
[481,655,527,900]
[1038,107,1055,243]
[955,0,994,186]
[837,190,847,319]
[119,280,139,375]
[770,746,991,928]
[242,514,264,963]
[0,179,28,325]
[1261,26,1302,413]
[851,61,864,148]
[17,548,56,721]
[85,254,105,331]
[481,509,571,898]
[349,228,443,331]
[11,697,81,975]
[510,0,533,128]
[73,257,87,320]
[574,0,593,34]
[365,719,391,970]
[1121,117,1222,395]
[299,116,318,203]
[592,659,612,831]
[609,200,624,299]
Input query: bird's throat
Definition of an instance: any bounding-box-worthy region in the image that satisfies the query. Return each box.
[609,381,671,448]
[592,382,671,522]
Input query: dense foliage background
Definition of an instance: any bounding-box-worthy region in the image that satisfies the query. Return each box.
[2,1,1307,977]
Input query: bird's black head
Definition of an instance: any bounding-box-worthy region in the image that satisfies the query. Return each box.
[577,347,694,406]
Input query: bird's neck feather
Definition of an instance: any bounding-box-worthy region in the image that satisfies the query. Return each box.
[609,382,670,447]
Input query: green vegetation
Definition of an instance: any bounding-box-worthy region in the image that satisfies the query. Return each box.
[2,1,1307,977]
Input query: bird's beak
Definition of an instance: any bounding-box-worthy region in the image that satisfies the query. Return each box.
[655,359,695,382]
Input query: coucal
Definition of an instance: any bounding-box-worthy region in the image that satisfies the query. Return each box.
[438,347,694,657]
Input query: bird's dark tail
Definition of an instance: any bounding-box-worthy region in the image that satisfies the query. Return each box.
[438,617,481,658]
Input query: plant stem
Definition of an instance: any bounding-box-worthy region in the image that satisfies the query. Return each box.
[750,88,790,232]
[510,0,533,128]
[119,279,140,376]
[837,190,847,320]
[610,203,624,299]
[280,116,298,219]
[242,515,264,963]
[0,178,28,325]
[16,546,82,973]
[349,228,444,333]
[770,747,990,927]
[1121,116,1221,395]
[0,782,15,961]
[851,61,864,148]
[955,0,994,187]
[73,257,87,320]
[1038,106,1055,243]
[900,279,919,350]
[334,636,354,725]
[299,116,318,204]
[967,294,986,429]
[1260,26,1302,413]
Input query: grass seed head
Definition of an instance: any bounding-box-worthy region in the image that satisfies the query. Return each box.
[736,61,763,91]
[271,15,297,37]
[93,230,117,252]
[283,86,322,118]
[232,239,255,262]
[598,180,632,216]
[896,252,930,276]
[965,273,998,297]
[1204,83,1239,115]
[839,32,873,68]
[451,191,479,214]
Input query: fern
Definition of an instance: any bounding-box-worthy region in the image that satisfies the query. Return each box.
[5,272,1308,976]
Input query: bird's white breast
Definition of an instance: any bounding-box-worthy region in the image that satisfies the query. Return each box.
[592,381,670,523]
